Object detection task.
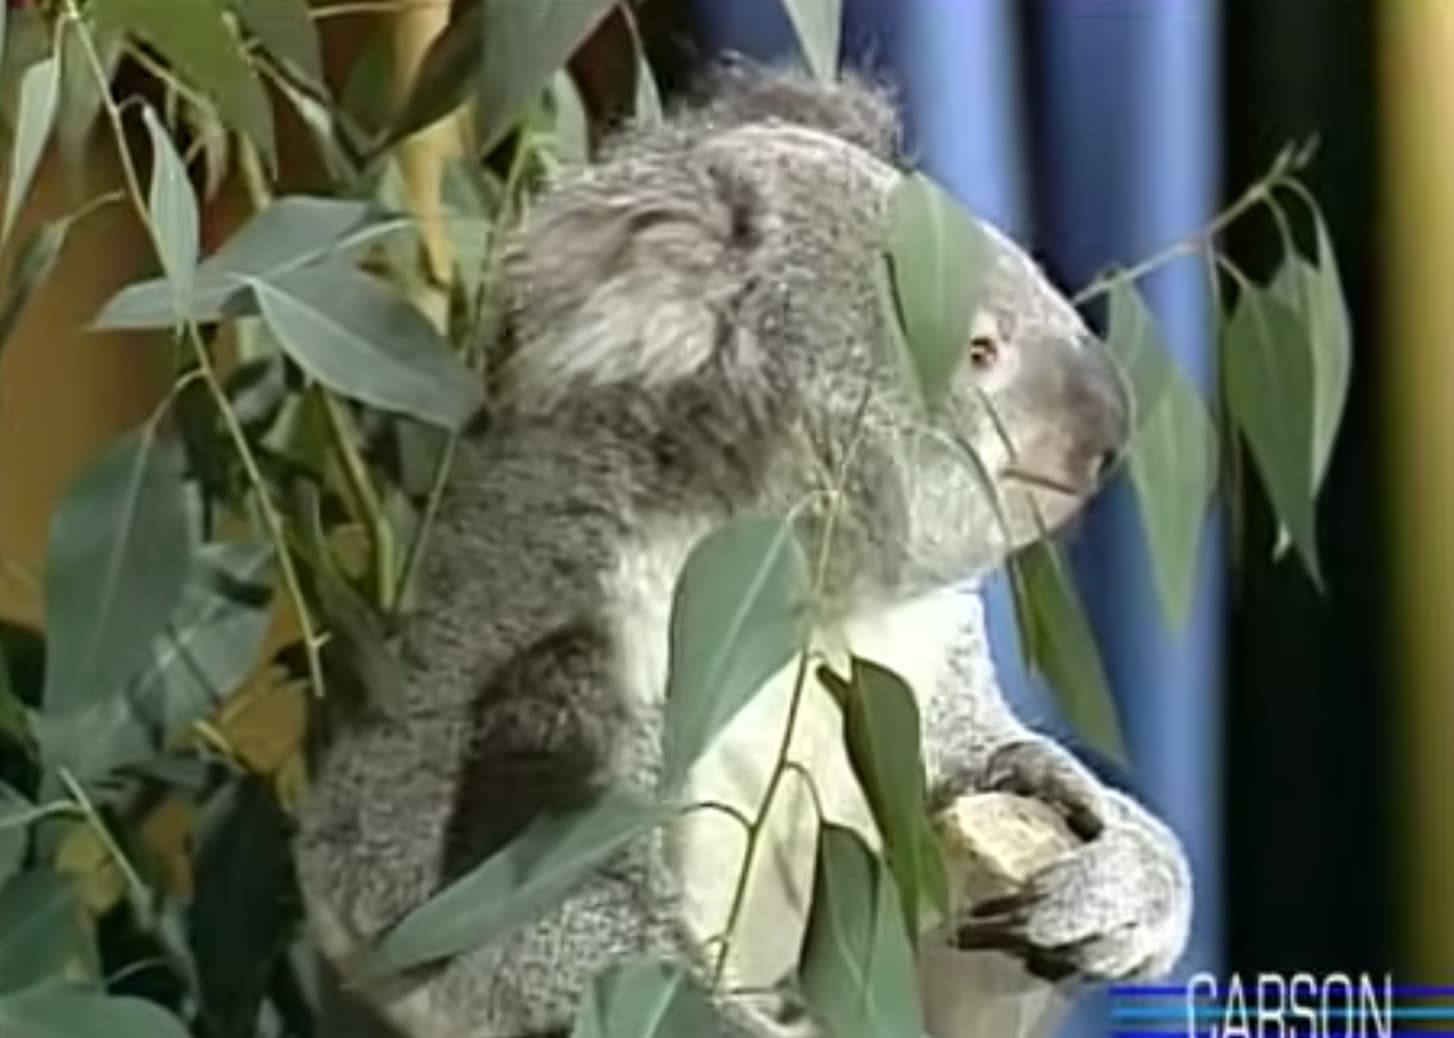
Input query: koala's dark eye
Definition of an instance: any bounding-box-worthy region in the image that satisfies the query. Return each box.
[968,334,1000,372]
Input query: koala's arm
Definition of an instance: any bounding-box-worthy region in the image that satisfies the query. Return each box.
[919,590,1193,981]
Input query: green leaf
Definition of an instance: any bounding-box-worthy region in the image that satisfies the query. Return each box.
[229,0,323,89]
[884,172,988,406]
[388,0,483,143]
[0,986,190,1038]
[41,427,191,715]
[818,659,948,932]
[359,792,668,979]
[141,104,199,321]
[93,0,274,165]
[0,220,67,359]
[543,69,589,166]
[1011,541,1126,764]
[38,542,273,782]
[3,54,60,245]
[190,778,294,1037]
[1223,285,1322,585]
[781,0,843,82]
[1107,283,1217,628]
[570,959,722,1038]
[471,0,617,156]
[0,783,32,886]
[0,870,94,993]
[245,265,483,430]
[633,52,662,128]
[661,517,811,788]
[56,20,122,169]
[799,825,923,1038]
[93,196,408,329]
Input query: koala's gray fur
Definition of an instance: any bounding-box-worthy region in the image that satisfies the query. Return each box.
[294,65,1193,1038]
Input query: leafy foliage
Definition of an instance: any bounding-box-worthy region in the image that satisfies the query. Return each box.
[0,1,1350,1035]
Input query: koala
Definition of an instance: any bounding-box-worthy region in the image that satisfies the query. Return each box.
[293,65,1192,1038]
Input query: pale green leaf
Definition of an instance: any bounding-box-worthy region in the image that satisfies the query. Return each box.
[56,21,122,169]
[359,792,668,979]
[93,196,407,328]
[0,220,67,358]
[799,825,923,1038]
[1224,286,1321,585]
[471,0,617,155]
[245,265,483,429]
[141,104,199,320]
[0,986,190,1038]
[544,69,589,166]
[1107,283,1217,628]
[818,658,948,932]
[633,53,662,128]
[229,0,323,89]
[41,427,192,715]
[885,172,988,406]
[781,0,842,82]
[1011,541,1126,764]
[93,0,274,164]
[662,517,811,788]
[3,54,60,244]
[0,870,94,993]
[570,959,721,1038]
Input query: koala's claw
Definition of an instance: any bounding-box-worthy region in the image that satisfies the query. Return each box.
[981,740,1107,841]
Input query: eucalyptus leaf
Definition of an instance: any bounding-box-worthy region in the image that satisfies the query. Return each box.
[661,517,811,788]
[141,104,199,321]
[0,219,68,359]
[1107,283,1217,628]
[544,69,589,166]
[1223,285,1322,585]
[885,172,988,406]
[0,985,190,1038]
[93,197,408,329]
[3,54,60,245]
[818,658,948,931]
[799,825,923,1038]
[471,0,617,156]
[93,0,274,165]
[0,870,94,993]
[359,792,668,979]
[781,0,843,82]
[245,265,483,430]
[229,0,324,89]
[388,0,484,143]
[41,426,191,716]
[56,20,121,168]
[633,53,662,127]
[571,959,721,1038]
[0,783,32,886]
[1011,541,1126,764]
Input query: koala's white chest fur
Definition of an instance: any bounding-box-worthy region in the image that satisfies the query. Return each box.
[607,526,964,991]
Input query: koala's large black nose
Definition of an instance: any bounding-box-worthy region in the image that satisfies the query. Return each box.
[1076,335,1132,485]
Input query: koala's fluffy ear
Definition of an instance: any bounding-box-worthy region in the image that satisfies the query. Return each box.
[492,161,761,409]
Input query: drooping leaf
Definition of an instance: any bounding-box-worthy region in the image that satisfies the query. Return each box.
[141,104,199,321]
[884,172,988,406]
[0,783,32,886]
[41,427,191,715]
[93,196,408,329]
[359,792,668,979]
[245,265,484,430]
[229,0,324,90]
[543,69,589,166]
[0,985,190,1038]
[190,777,295,1037]
[1107,282,1217,628]
[781,0,843,82]
[0,220,67,359]
[471,0,617,156]
[661,517,811,788]
[799,825,923,1038]
[388,0,484,143]
[570,959,722,1038]
[1011,541,1126,764]
[633,53,662,128]
[93,0,274,164]
[38,542,272,782]
[3,54,60,244]
[818,659,948,933]
[56,19,122,169]
[0,869,94,993]
[1223,285,1321,585]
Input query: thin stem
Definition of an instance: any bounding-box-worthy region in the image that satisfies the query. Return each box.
[317,387,397,610]
[62,0,329,699]
[680,799,756,836]
[57,768,151,923]
[392,432,455,612]
[0,800,82,830]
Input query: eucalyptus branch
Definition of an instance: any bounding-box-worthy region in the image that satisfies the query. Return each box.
[61,0,328,699]
[316,387,398,610]
[57,767,151,923]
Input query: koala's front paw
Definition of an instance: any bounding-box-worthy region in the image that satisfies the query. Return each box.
[952,740,1192,982]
